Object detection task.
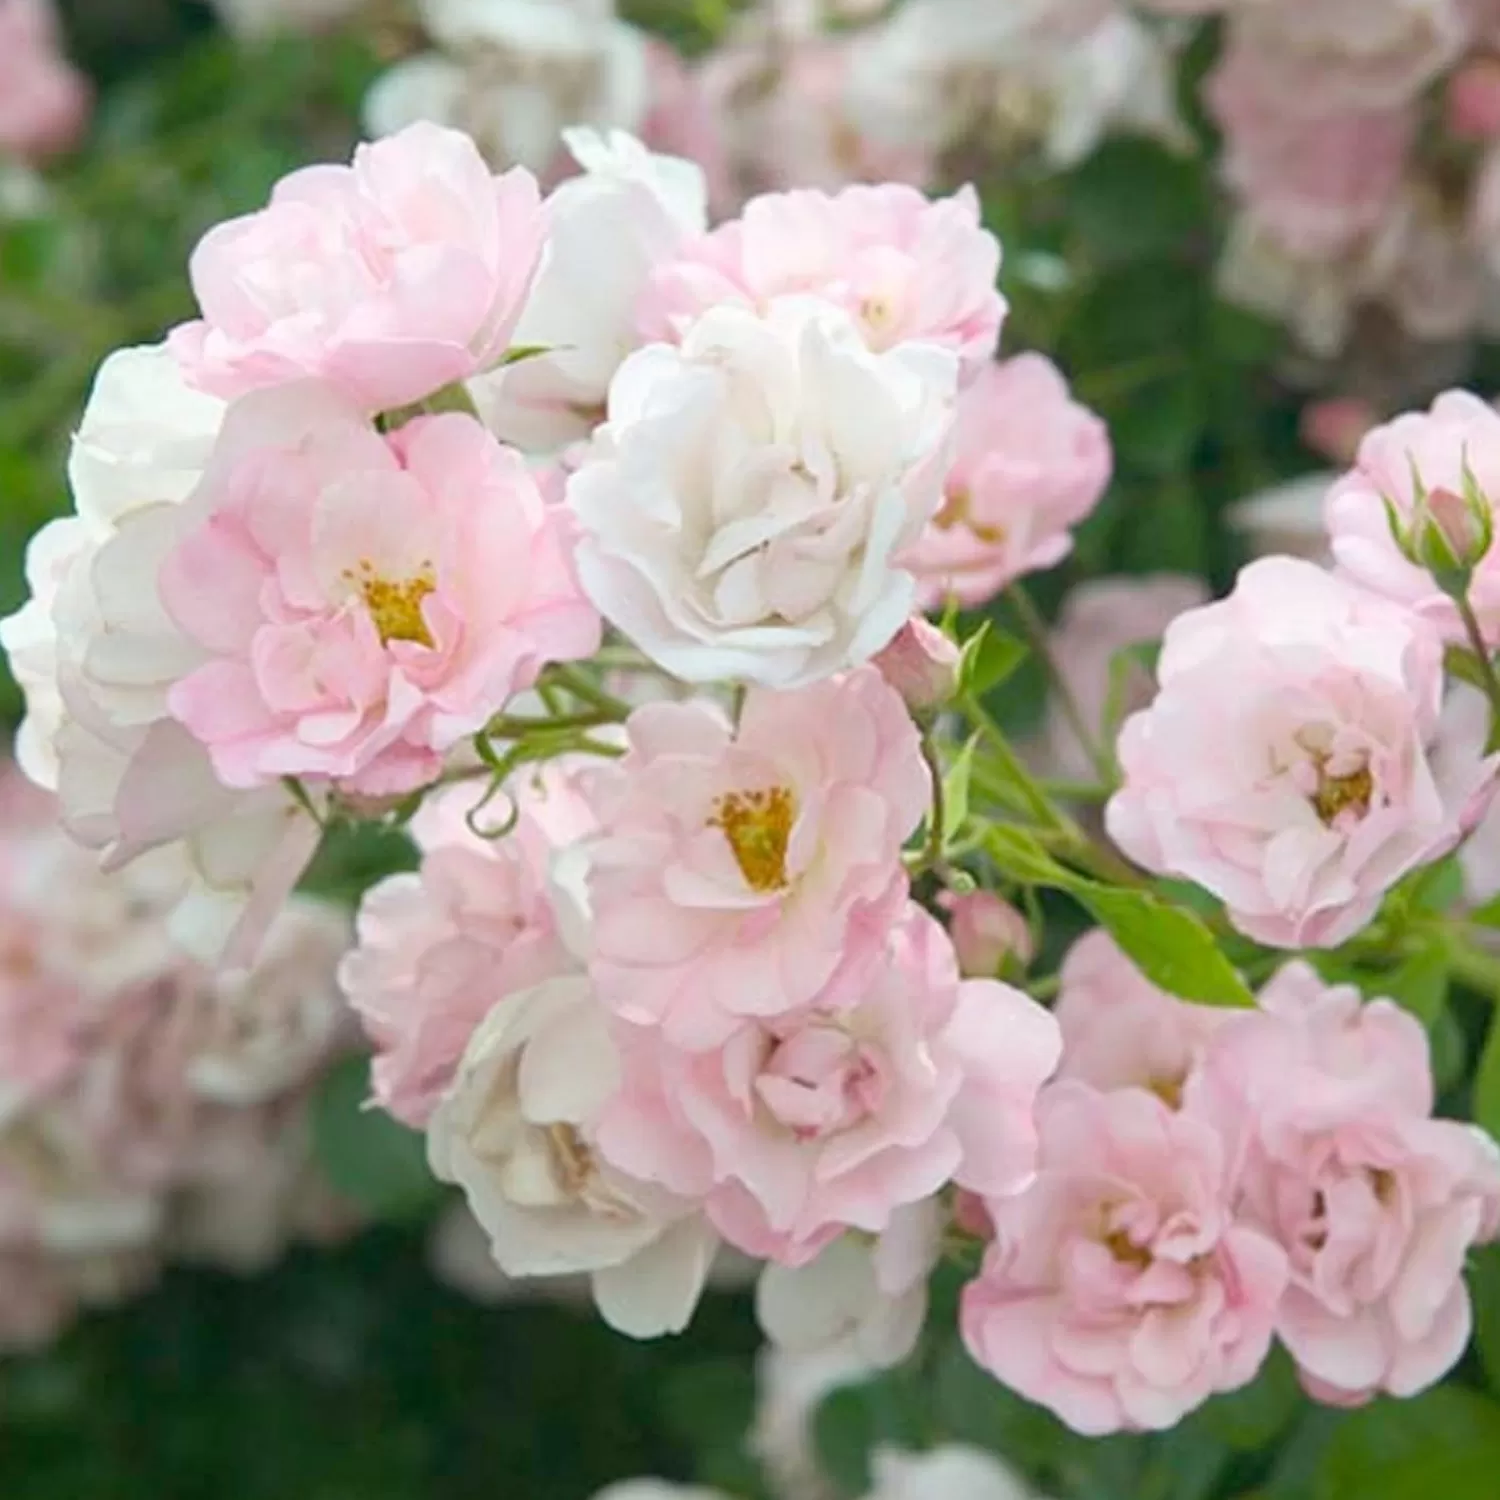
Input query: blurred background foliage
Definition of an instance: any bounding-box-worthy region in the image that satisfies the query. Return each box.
[6,4,1500,1499]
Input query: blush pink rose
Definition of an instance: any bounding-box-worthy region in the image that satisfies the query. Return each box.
[936,890,1033,978]
[1053,930,1227,1105]
[168,122,545,413]
[160,385,600,798]
[1106,557,1495,949]
[1446,56,1500,138]
[904,355,1111,611]
[584,667,929,1049]
[0,0,89,163]
[339,768,596,1128]
[595,904,1061,1265]
[1196,963,1500,1403]
[961,1081,1287,1435]
[637,181,1004,376]
[1325,390,1500,647]
[1206,41,1414,260]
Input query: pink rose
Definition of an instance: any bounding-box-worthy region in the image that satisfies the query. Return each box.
[961,1081,1288,1435]
[160,385,600,798]
[169,122,545,413]
[872,618,960,713]
[339,770,596,1128]
[637,182,1004,377]
[1325,390,1500,646]
[1053,930,1226,1105]
[1107,558,1494,948]
[595,905,1060,1264]
[0,0,89,163]
[1197,963,1500,1402]
[1040,574,1208,783]
[1447,55,1500,138]
[1206,44,1414,260]
[905,355,1111,611]
[585,668,929,1048]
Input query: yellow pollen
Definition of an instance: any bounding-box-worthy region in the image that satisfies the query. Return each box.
[1311,764,1373,826]
[1148,1074,1185,1111]
[1104,1227,1152,1270]
[346,559,436,647]
[710,786,795,893]
[546,1123,595,1195]
[933,486,1005,545]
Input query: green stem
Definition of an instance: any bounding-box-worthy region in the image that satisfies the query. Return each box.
[484,708,617,740]
[1456,594,1500,748]
[1449,938,1500,1001]
[919,730,947,876]
[542,664,632,719]
[1008,585,1116,786]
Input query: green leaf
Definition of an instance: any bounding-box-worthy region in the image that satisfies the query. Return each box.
[1314,1387,1500,1500]
[1197,1346,1301,1451]
[1074,884,1256,1008]
[1473,1014,1500,1146]
[1376,938,1450,1028]
[958,621,1028,699]
[1471,1244,1500,1397]
[311,1057,444,1222]
[1064,137,1211,265]
[942,735,979,844]
[982,828,1255,1007]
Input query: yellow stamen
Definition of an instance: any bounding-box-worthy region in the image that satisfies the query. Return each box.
[932,486,1005,545]
[346,559,436,647]
[1311,765,1373,826]
[546,1124,595,1195]
[710,786,795,893]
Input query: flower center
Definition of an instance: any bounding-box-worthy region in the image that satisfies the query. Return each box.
[1103,1226,1152,1271]
[933,486,1004,545]
[1311,763,1373,826]
[710,786,795,893]
[346,559,436,647]
[545,1123,595,1196]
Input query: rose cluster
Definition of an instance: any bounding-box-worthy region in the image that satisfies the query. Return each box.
[0,769,355,1352]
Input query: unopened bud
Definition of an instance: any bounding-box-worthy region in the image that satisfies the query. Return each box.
[1447,58,1500,141]
[1385,461,1494,599]
[937,889,1034,977]
[874,618,960,713]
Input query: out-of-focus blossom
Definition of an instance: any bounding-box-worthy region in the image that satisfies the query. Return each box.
[0,0,89,163]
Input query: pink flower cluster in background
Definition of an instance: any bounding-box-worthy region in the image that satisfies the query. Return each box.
[0,0,88,164]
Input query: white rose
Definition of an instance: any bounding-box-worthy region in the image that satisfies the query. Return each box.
[363,0,650,174]
[751,1343,875,1500]
[427,975,717,1338]
[185,897,351,1107]
[866,1447,1043,1500]
[755,1200,940,1371]
[591,1485,730,1500]
[568,301,957,687]
[471,128,708,454]
[0,343,319,968]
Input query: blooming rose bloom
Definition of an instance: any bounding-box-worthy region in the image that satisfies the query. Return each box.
[594,904,1060,1264]
[0,0,89,163]
[363,0,653,181]
[584,669,928,1047]
[905,355,1111,612]
[961,1081,1288,1435]
[755,1199,942,1369]
[1038,574,1206,783]
[568,301,957,687]
[340,767,596,1126]
[168,122,545,413]
[0,343,319,967]
[1197,963,1500,1402]
[638,182,1003,377]
[1206,46,1414,261]
[698,23,934,201]
[159,385,600,797]
[846,0,1184,171]
[1106,557,1494,948]
[427,974,719,1339]
[1325,390,1500,646]
[1053,931,1227,1105]
[471,129,708,454]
